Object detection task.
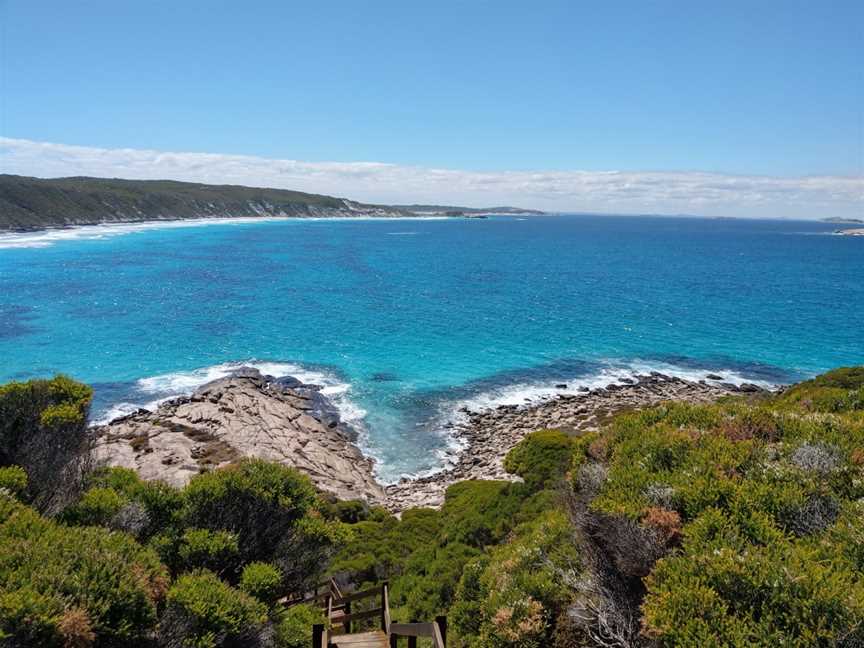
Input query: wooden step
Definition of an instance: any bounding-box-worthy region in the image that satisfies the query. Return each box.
[330,630,389,648]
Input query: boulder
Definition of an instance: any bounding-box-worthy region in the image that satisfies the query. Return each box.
[93,368,385,503]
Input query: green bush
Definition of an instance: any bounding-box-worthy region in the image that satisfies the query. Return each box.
[89,466,185,539]
[0,465,27,498]
[0,494,167,646]
[240,562,283,605]
[0,375,93,512]
[160,570,268,648]
[274,603,327,648]
[503,429,576,491]
[452,510,579,648]
[584,367,864,646]
[183,459,349,591]
[62,486,127,527]
[439,480,527,547]
[643,535,864,645]
[178,528,241,575]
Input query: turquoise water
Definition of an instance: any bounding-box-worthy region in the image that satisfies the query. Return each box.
[1,215,862,480]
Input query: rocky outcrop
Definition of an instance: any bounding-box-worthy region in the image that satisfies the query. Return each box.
[384,374,763,511]
[836,228,864,236]
[92,368,384,503]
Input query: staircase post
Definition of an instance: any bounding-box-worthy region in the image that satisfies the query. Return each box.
[436,616,448,646]
[408,619,418,648]
[312,624,324,648]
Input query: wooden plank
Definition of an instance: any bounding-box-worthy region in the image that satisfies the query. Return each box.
[332,630,389,647]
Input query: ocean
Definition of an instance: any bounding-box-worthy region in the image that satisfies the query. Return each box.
[1,214,862,481]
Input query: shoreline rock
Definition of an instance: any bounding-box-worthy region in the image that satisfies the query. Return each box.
[383,374,765,511]
[92,368,385,503]
[836,228,864,236]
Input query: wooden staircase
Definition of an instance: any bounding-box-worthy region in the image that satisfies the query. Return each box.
[299,580,446,648]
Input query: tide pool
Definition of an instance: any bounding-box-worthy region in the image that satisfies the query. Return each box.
[1,215,862,481]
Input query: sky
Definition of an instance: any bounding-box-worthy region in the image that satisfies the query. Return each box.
[0,0,862,218]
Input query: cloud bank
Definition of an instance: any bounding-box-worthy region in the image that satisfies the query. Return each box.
[1,137,861,219]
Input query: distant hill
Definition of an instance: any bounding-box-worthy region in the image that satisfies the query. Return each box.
[0,175,543,231]
[395,204,545,215]
[822,217,864,224]
[0,175,417,230]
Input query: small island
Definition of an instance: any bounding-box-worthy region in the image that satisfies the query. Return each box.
[836,228,864,236]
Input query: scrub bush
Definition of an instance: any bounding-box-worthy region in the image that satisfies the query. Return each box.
[0,375,93,513]
[274,604,327,648]
[0,494,168,646]
[0,465,27,498]
[159,570,269,648]
[503,429,576,490]
[240,562,283,605]
[452,510,579,648]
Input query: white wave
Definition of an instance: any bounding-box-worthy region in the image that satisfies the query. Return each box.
[95,359,367,429]
[0,216,449,249]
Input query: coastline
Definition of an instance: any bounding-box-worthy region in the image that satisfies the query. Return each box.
[0,214,453,249]
[92,366,769,513]
[836,227,864,236]
[383,372,763,511]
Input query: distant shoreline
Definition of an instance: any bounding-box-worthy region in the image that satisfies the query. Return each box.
[0,173,542,231]
[836,228,864,236]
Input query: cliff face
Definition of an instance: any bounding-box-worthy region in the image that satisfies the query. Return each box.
[0,174,411,230]
[92,368,385,503]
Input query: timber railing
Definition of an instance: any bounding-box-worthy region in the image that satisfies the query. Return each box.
[311,580,447,647]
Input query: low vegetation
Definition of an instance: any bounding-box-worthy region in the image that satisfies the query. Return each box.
[0,367,862,646]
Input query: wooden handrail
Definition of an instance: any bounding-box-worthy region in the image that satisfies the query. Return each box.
[315,578,444,647]
[390,617,447,648]
[331,607,383,626]
[334,584,385,604]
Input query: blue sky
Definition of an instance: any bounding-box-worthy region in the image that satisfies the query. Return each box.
[0,1,862,217]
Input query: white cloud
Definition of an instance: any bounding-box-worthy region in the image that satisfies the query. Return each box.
[1,137,861,219]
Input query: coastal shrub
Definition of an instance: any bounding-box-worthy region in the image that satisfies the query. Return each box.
[438,480,527,547]
[0,375,93,513]
[582,368,864,645]
[178,528,241,575]
[240,562,283,605]
[643,535,864,645]
[63,467,185,543]
[274,603,327,648]
[774,366,864,413]
[451,510,579,648]
[90,467,185,539]
[0,465,27,498]
[329,507,440,584]
[183,459,349,592]
[159,570,269,648]
[503,429,576,491]
[0,494,168,646]
[329,498,371,523]
[62,485,127,527]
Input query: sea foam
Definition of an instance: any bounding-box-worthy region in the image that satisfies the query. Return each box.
[92,360,368,432]
[0,216,448,249]
[412,359,781,480]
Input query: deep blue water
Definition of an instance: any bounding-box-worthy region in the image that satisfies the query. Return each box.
[1,215,862,480]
